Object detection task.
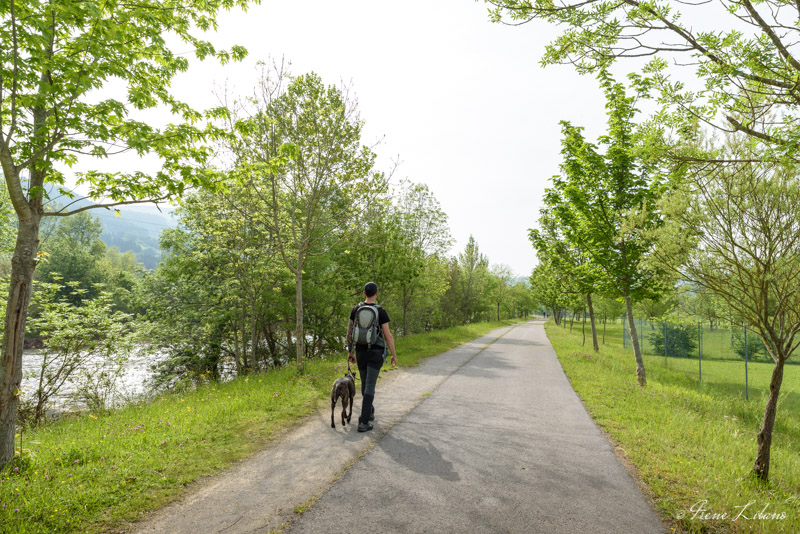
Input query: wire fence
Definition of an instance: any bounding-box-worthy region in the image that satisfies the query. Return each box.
[557,314,798,400]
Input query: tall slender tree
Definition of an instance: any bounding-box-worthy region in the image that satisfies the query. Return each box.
[0,0,257,467]
[530,210,602,351]
[231,71,384,372]
[654,138,800,481]
[546,73,665,385]
[458,235,490,323]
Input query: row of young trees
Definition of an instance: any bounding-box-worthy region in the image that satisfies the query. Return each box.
[7,174,533,409]
[0,0,535,468]
[134,68,533,383]
[492,0,800,482]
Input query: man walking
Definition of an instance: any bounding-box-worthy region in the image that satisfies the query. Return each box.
[347,282,397,432]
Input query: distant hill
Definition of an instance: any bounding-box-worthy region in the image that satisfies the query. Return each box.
[39,184,179,269]
[93,205,177,270]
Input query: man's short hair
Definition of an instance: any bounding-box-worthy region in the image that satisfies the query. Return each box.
[364,282,378,297]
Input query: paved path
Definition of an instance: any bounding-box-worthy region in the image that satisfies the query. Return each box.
[134,322,665,534]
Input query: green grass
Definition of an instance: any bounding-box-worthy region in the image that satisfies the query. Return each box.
[586,318,798,363]
[0,318,525,533]
[546,320,800,533]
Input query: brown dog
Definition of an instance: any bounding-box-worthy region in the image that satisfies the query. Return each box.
[331,369,356,429]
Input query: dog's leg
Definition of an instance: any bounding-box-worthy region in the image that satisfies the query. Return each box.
[331,399,336,429]
[347,391,353,423]
[341,395,347,426]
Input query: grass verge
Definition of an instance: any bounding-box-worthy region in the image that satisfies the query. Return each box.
[0,318,526,533]
[545,320,800,533]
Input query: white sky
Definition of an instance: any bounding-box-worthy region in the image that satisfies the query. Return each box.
[170,0,617,277]
[74,0,616,277]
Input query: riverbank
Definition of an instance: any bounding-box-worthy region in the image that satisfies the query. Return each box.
[0,318,528,533]
[545,320,800,533]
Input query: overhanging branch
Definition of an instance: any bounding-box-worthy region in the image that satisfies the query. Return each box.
[42,195,171,217]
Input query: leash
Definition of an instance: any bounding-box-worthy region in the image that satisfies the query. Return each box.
[346,359,360,382]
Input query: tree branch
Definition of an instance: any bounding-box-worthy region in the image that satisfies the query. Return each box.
[726,116,782,145]
[42,195,172,217]
[6,0,21,148]
[739,0,800,74]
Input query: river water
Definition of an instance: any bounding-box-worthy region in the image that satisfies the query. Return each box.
[19,349,166,413]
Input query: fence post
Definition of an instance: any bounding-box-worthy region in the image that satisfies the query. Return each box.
[699,323,703,360]
[698,322,702,383]
[745,327,749,401]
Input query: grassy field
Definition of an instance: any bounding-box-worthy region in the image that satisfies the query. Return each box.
[583,317,798,363]
[546,320,800,533]
[0,318,526,533]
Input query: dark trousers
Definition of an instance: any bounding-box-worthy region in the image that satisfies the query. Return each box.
[355,347,384,424]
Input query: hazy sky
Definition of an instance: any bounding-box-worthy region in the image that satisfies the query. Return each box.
[96,0,614,276]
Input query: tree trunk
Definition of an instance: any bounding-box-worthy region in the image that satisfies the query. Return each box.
[295,269,304,373]
[624,295,646,386]
[265,327,278,367]
[602,316,606,345]
[402,288,408,337]
[250,298,258,372]
[753,356,786,481]
[232,320,242,373]
[241,302,249,371]
[587,294,599,351]
[1,215,41,467]
[582,306,586,346]
[497,302,501,322]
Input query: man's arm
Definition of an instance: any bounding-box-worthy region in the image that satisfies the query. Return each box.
[347,319,356,363]
[381,322,397,368]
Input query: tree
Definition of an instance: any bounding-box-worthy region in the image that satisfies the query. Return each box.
[24,283,134,423]
[676,288,728,330]
[529,262,577,325]
[594,296,626,344]
[97,246,143,314]
[391,182,452,334]
[545,73,665,385]
[139,184,297,382]
[653,139,800,481]
[635,292,676,323]
[530,209,603,351]
[0,0,256,467]
[487,0,800,160]
[489,264,514,321]
[36,212,106,304]
[342,180,452,336]
[457,236,490,323]
[508,279,534,319]
[231,71,383,372]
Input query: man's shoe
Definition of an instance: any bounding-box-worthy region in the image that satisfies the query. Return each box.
[357,422,373,432]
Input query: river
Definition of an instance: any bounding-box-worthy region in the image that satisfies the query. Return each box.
[19,348,167,413]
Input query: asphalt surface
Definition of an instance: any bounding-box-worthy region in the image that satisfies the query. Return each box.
[286,322,665,534]
[133,324,524,534]
[133,321,665,534]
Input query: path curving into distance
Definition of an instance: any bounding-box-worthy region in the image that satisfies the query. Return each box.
[134,322,665,534]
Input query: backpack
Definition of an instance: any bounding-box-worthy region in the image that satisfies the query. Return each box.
[353,304,385,349]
